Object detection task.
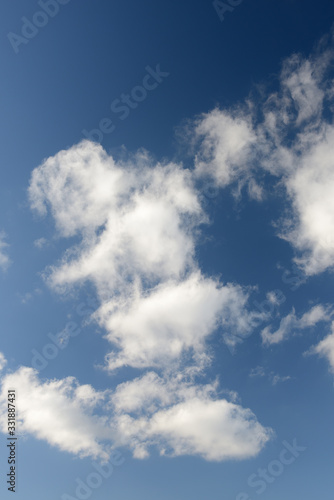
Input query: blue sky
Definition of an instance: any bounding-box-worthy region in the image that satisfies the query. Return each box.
[1,1,334,499]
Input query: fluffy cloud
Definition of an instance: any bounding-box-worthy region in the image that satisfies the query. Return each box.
[96,272,262,370]
[282,124,334,275]
[193,109,256,191]
[110,372,272,461]
[24,31,334,466]
[261,304,332,345]
[0,232,11,271]
[26,139,272,462]
[263,40,334,275]
[0,367,111,460]
[130,397,271,461]
[0,367,272,462]
[29,140,263,371]
[29,37,334,461]
[29,142,203,295]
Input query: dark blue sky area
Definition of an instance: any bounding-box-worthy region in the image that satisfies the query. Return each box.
[1,0,334,175]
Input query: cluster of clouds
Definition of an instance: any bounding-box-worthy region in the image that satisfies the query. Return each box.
[15,135,271,461]
[28,141,264,374]
[1,29,334,462]
[192,29,334,276]
[0,363,272,461]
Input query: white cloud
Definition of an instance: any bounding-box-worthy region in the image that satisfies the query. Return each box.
[271,374,291,386]
[96,272,262,371]
[0,353,7,372]
[280,53,326,125]
[261,304,332,345]
[137,397,271,461]
[249,366,266,378]
[193,108,256,193]
[281,124,334,275]
[29,140,264,370]
[309,321,334,373]
[110,372,272,461]
[19,292,33,304]
[247,177,264,201]
[261,310,297,346]
[23,32,334,467]
[29,142,203,295]
[249,365,291,385]
[111,372,174,414]
[0,367,111,460]
[191,31,334,275]
[16,21,334,470]
[298,304,332,327]
[0,367,272,462]
[26,140,273,462]
[34,237,48,249]
[263,40,334,275]
[0,232,11,271]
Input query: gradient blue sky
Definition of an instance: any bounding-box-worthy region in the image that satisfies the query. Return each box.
[1,1,334,499]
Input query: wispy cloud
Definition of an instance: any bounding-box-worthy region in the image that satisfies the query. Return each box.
[0,353,7,372]
[271,374,291,386]
[33,237,49,249]
[249,366,266,378]
[308,321,334,374]
[250,366,291,386]
[261,304,333,346]
[0,232,11,271]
